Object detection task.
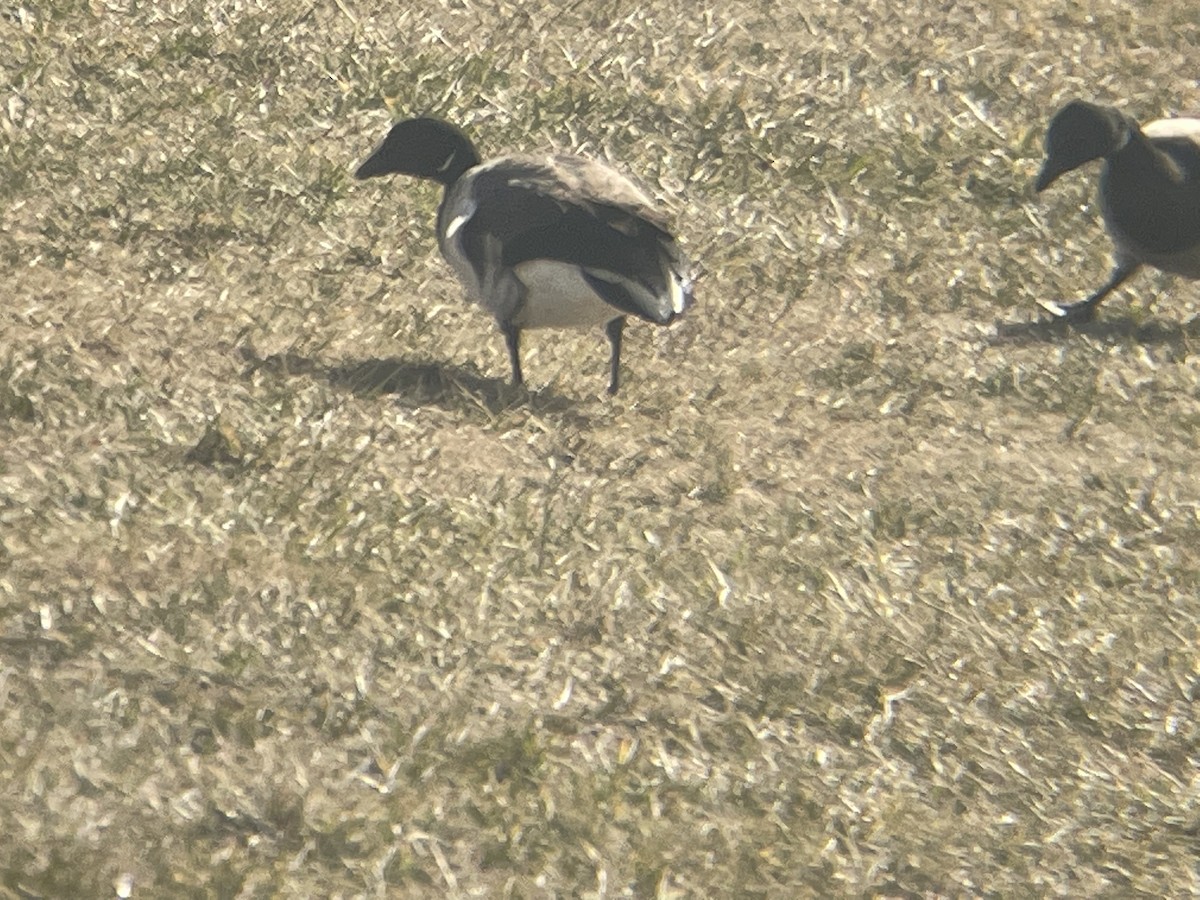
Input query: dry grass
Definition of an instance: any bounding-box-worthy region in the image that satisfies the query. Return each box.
[3,0,1200,896]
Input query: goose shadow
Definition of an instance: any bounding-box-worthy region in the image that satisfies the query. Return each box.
[238,346,586,418]
[991,311,1200,347]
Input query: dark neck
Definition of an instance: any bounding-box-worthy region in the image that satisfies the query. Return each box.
[430,141,482,187]
[1110,126,1182,184]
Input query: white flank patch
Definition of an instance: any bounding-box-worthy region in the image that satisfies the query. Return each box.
[511,261,622,329]
[444,213,471,241]
[1143,118,1200,144]
[669,269,689,315]
[443,200,476,241]
[439,196,484,303]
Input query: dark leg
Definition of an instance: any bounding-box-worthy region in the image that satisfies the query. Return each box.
[605,317,626,395]
[1042,265,1139,322]
[501,322,523,387]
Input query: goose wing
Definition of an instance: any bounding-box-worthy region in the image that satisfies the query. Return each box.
[452,156,692,324]
[1118,120,1200,255]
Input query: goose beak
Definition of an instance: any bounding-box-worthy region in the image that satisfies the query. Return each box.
[1034,159,1065,193]
[354,147,389,180]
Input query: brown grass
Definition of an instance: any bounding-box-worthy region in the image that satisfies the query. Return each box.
[3,0,1200,896]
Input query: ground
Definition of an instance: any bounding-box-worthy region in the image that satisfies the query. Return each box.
[2,0,1199,896]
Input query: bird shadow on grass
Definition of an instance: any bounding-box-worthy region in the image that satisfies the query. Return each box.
[990,311,1200,348]
[238,346,585,419]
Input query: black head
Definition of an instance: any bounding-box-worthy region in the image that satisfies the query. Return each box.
[1036,100,1131,192]
[354,117,482,185]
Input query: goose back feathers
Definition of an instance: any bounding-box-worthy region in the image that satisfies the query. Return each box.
[1103,118,1200,273]
[355,117,693,393]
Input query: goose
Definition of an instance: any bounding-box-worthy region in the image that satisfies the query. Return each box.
[1035,99,1200,321]
[354,117,694,393]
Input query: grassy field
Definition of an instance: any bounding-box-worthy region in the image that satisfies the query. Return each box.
[3,0,1200,896]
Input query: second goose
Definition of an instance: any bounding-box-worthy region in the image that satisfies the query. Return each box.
[1036,99,1200,320]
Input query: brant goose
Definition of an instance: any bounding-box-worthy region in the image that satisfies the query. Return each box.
[355,117,694,393]
[1036,99,1200,320]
